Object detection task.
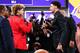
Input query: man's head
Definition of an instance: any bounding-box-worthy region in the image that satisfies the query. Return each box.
[3,6,11,18]
[50,1,61,13]
[0,5,7,16]
[34,49,49,53]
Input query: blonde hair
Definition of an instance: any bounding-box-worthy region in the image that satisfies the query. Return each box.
[11,4,25,15]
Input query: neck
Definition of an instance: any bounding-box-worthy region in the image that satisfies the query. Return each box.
[16,13,23,17]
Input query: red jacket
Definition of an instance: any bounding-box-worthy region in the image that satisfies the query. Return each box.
[8,16,32,50]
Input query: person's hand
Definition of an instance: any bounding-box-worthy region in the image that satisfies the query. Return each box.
[57,43,63,52]
[26,44,29,49]
[41,23,48,29]
[43,29,47,34]
[43,23,48,27]
[69,41,74,48]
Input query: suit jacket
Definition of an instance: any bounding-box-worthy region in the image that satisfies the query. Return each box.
[0,16,15,53]
[52,11,67,48]
[65,16,76,47]
[1,18,16,53]
[0,16,4,53]
[68,15,76,41]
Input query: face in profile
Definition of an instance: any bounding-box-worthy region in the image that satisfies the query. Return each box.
[49,4,56,13]
[3,7,10,18]
[17,8,24,16]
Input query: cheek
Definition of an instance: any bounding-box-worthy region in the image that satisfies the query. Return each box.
[20,11,23,14]
[22,11,24,14]
[50,7,54,11]
[4,11,8,15]
[20,11,24,14]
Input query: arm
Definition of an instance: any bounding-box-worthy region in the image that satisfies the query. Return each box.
[55,14,67,52]
[69,17,76,48]
[18,18,32,33]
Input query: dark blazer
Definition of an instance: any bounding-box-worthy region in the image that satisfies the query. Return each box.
[52,11,67,48]
[0,16,15,53]
[68,15,76,41]
[0,16,4,53]
[65,15,76,46]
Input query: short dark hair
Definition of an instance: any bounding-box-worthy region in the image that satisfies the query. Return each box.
[51,1,61,9]
[6,6,11,13]
[0,5,5,13]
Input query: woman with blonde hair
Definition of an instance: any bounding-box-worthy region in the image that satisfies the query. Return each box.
[8,4,32,53]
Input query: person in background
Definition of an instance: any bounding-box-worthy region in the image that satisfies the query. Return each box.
[0,5,8,53]
[34,49,49,53]
[49,1,67,53]
[0,5,15,53]
[75,23,80,53]
[8,4,32,53]
[60,10,76,53]
[37,11,46,24]
[5,6,12,17]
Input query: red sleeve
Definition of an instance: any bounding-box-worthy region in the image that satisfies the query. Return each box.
[18,18,32,33]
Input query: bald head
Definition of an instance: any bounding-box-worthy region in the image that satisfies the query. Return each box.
[34,49,49,53]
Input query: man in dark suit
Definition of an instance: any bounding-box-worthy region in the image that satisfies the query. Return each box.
[64,15,76,53]
[49,1,67,53]
[0,5,15,53]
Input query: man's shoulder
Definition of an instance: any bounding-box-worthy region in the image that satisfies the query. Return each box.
[55,11,64,18]
[0,16,4,23]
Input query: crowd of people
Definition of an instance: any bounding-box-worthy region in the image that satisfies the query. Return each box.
[0,1,80,53]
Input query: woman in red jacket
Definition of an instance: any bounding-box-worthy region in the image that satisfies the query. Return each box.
[8,4,32,53]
